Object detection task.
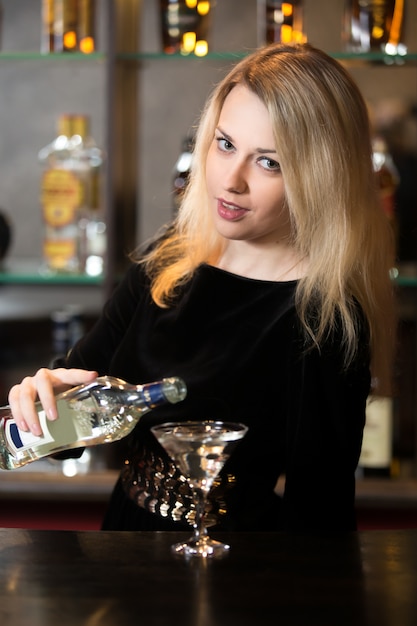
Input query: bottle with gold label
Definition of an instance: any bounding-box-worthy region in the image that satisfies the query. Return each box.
[39,114,86,274]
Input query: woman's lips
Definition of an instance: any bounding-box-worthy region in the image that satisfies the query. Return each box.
[217,199,248,221]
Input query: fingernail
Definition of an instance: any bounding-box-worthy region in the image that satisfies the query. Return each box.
[31,423,43,437]
[48,407,58,421]
[19,420,29,432]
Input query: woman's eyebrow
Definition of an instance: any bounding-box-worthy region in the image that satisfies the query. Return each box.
[216,125,277,154]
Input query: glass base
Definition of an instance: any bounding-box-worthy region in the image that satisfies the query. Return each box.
[171,536,230,559]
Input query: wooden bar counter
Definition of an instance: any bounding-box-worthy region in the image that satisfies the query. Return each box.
[0,528,416,626]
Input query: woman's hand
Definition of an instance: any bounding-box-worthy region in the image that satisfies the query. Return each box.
[8,368,98,436]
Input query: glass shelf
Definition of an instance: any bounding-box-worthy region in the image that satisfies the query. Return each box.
[395,275,417,287]
[1,50,415,65]
[117,50,250,61]
[117,51,417,64]
[0,259,104,285]
[0,52,105,61]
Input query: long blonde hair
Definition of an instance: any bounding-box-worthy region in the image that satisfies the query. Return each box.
[140,43,396,394]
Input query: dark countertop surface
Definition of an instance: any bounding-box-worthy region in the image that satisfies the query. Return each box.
[0,528,416,626]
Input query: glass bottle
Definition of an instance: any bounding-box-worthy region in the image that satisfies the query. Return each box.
[343,0,406,55]
[71,115,106,276]
[53,0,78,53]
[257,1,305,46]
[78,0,96,54]
[358,395,393,478]
[39,114,82,274]
[41,0,54,53]
[372,135,400,249]
[159,0,212,56]
[39,114,105,275]
[0,376,187,470]
[172,135,194,213]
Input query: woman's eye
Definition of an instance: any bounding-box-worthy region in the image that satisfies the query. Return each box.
[216,137,234,152]
[258,157,280,172]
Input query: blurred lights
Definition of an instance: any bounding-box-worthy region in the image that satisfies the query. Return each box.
[194,40,208,56]
[182,31,197,53]
[161,0,211,56]
[63,31,77,50]
[197,1,210,16]
[79,36,95,54]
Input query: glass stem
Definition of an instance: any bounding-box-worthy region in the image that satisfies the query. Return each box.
[193,488,208,541]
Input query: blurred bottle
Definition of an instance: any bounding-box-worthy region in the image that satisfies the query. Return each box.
[172,135,194,213]
[372,135,400,249]
[50,305,85,361]
[78,0,96,54]
[343,0,406,55]
[257,1,305,46]
[71,115,106,276]
[358,395,393,478]
[39,114,82,273]
[41,0,96,54]
[159,0,212,56]
[41,0,55,53]
[39,114,105,275]
[54,0,78,53]
[51,309,72,359]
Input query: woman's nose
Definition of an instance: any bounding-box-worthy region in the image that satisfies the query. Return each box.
[224,161,248,194]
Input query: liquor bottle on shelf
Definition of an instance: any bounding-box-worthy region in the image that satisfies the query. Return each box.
[50,304,85,361]
[70,114,106,276]
[78,0,96,53]
[343,0,406,55]
[41,0,54,53]
[39,114,82,274]
[54,0,78,53]
[51,309,72,358]
[172,135,194,213]
[358,395,394,478]
[257,1,305,46]
[41,0,96,54]
[372,135,399,248]
[39,114,105,275]
[159,0,212,56]
[0,376,187,470]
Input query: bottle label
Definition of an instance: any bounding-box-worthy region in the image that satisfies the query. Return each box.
[4,413,55,455]
[4,400,94,458]
[41,169,82,227]
[359,396,393,468]
[144,383,167,408]
[43,238,78,270]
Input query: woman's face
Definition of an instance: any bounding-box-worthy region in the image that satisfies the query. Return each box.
[206,84,290,246]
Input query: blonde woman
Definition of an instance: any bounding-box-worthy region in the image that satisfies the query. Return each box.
[9,43,395,531]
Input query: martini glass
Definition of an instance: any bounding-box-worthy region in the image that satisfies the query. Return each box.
[151,420,248,558]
